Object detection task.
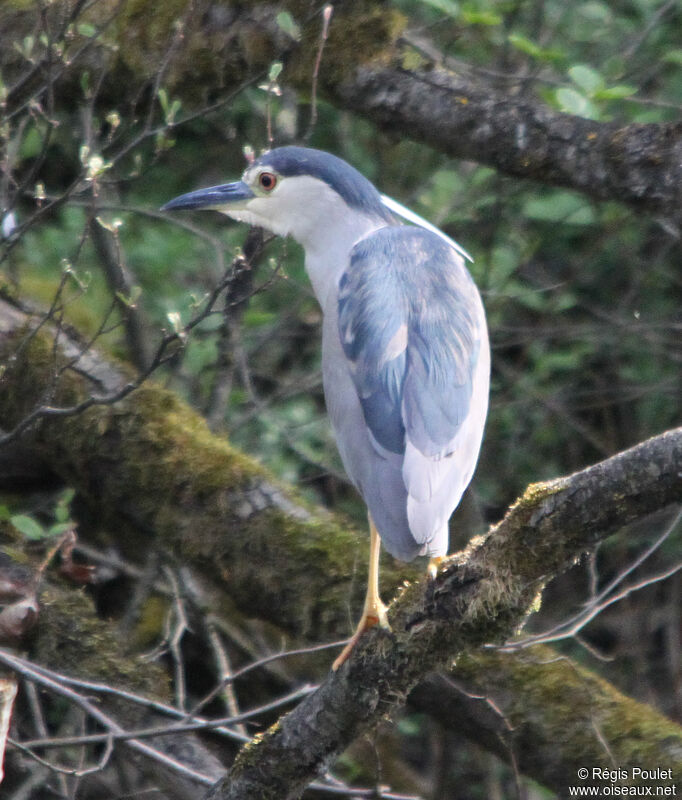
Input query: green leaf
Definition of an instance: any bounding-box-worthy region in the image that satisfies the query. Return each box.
[593,84,637,100]
[11,514,45,540]
[662,49,682,66]
[15,36,34,59]
[489,244,519,286]
[397,715,424,736]
[55,488,75,523]
[508,33,541,56]
[578,0,613,23]
[416,0,460,17]
[461,8,502,25]
[20,126,44,160]
[523,191,596,225]
[46,522,74,537]
[418,169,465,215]
[508,33,563,62]
[268,61,283,82]
[80,70,90,97]
[158,88,169,115]
[244,309,277,327]
[275,11,301,41]
[158,89,181,124]
[568,64,604,96]
[77,22,97,38]
[555,87,598,119]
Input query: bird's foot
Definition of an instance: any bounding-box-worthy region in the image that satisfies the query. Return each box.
[427,556,446,581]
[332,598,390,671]
[426,556,447,608]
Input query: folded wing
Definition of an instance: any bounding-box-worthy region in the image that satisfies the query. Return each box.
[338,226,487,544]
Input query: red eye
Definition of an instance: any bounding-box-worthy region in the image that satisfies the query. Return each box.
[259,171,277,191]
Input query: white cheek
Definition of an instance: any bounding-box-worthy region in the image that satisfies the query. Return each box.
[271,178,349,243]
[251,195,295,236]
[218,175,372,254]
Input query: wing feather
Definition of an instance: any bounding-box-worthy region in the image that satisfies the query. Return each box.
[338,226,482,470]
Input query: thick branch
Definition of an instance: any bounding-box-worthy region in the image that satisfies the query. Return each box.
[205,430,682,799]
[332,65,682,218]
[410,646,682,796]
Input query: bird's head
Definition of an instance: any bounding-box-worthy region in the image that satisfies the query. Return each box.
[161,146,394,249]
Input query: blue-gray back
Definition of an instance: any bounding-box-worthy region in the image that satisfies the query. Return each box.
[338,226,481,458]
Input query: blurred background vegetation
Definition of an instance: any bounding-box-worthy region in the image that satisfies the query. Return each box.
[0,0,680,797]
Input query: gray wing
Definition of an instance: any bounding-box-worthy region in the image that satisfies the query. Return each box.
[338,225,482,461]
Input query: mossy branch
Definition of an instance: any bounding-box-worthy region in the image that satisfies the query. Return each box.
[411,646,682,796]
[0,296,417,642]
[204,430,682,800]
[1,298,680,797]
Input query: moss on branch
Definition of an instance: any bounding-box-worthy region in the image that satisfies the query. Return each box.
[0,303,417,643]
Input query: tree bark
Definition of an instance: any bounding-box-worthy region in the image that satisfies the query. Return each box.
[332,64,682,219]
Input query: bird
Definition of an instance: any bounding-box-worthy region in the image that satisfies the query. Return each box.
[162,146,490,669]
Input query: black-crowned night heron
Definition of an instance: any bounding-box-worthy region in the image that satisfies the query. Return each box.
[163,146,490,669]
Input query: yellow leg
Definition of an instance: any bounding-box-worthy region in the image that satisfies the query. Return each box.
[332,516,390,671]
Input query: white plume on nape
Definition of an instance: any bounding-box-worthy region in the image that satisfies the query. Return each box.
[380,194,473,263]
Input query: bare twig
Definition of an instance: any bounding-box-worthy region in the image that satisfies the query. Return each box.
[305,4,334,141]
[9,734,114,779]
[0,649,215,786]
[0,650,250,744]
[205,227,265,429]
[206,622,247,738]
[16,685,315,750]
[90,216,151,372]
[163,566,190,711]
[500,506,682,651]
[0,247,274,448]
[186,638,349,722]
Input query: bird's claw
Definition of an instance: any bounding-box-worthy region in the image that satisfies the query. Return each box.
[427,556,445,581]
[332,600,390,671]
[366,596,391,631]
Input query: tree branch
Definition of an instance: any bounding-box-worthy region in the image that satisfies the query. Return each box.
[409,645,682,796]
[204,429,682,799]
[331,64,682,219]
